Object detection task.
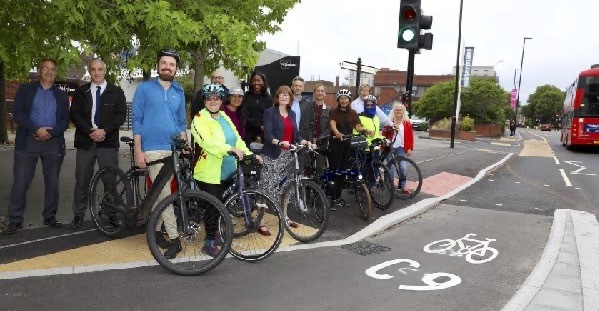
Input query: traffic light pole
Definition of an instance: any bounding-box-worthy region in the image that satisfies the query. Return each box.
[405,49,416,118]
[355,57,362,100]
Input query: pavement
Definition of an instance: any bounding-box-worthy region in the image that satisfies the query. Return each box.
[1,128,598,310]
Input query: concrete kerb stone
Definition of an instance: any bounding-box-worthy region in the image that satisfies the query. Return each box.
[502,209,599,311]
[0,151,515,279]
[501,209,567,311]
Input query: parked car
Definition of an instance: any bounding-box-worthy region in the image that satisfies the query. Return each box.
[410,115,428,131]
[539,124,552,131]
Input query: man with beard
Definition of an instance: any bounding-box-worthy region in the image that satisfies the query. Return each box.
[132,49,187,259]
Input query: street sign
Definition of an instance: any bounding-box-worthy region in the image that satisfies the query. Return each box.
[339,61,378,74]
[461,47,474,88]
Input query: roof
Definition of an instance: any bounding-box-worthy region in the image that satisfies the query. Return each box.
[374,69,454,86]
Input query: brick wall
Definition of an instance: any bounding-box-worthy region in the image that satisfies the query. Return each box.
[4,81,21,132]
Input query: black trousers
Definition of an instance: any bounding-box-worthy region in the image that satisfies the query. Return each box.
[196,180,224,240]
[328,139,352,200]
[72,144,119,216]
[8,137,64,224]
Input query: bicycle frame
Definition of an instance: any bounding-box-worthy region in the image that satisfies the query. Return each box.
[223,153,259,227]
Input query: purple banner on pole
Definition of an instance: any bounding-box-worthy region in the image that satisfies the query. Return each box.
[510,89,518,109]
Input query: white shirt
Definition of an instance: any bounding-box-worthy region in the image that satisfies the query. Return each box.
[351,97,392,126]
[392,122,405,148]
[91,81,107,129]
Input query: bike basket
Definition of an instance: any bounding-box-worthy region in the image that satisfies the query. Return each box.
[350,136,368,149]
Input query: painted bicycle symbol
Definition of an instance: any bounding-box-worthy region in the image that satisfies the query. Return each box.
[365,259,461,291]
[423,233,498,264]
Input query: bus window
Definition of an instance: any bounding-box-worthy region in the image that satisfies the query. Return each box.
[580,77,599,116]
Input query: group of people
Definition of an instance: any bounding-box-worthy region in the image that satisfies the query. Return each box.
[4,49,415,260]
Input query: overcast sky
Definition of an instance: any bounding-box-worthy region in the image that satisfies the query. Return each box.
[260,0,599,104]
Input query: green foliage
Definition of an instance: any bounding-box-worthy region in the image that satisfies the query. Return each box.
[459,116,474,131]
[522,85,565,123]
[414,77,509,125]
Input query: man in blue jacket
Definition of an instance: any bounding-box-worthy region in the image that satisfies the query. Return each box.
[5,58,70,234]
[132,49,187,259]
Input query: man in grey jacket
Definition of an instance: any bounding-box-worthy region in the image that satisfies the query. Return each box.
[290,76,315,142]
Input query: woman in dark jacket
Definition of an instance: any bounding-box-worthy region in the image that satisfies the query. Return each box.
[260,85,308,232]
[243,71,273,147]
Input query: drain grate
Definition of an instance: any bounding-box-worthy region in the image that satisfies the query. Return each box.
[341,241,391,256]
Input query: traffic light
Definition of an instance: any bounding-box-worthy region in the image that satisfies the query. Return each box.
[402,92,411,111]
[397,0,433,51]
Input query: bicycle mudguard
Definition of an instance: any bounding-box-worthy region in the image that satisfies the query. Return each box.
[138,156,175,226]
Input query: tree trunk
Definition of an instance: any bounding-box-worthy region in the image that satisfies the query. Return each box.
[193,49,205,101]
[143,69,151,81]
[0,61,8,144]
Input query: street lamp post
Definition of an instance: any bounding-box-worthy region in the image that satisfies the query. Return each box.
[515,37,532,125]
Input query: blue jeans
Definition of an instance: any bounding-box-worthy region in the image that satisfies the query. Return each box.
[387,146,408,189]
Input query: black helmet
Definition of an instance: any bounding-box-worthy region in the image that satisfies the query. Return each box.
[157,49,179,65]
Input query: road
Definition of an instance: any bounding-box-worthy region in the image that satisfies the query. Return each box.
[1,129,598,311]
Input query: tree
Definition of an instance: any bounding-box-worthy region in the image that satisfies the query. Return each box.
[413,77,509,125]
[524,85,564,123]
[0,0,81,144]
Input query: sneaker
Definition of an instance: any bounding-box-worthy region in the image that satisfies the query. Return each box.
[164,238,182,259]
[155,232,171,249]
[202,239,220,258]
[4,222,23,235]
[71,215,83,229]
[401,188,412,195]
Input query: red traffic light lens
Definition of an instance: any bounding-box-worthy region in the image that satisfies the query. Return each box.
[402,6,416,20]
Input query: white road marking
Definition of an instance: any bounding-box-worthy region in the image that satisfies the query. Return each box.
[423,233,498,264]
[553,156,560,165]
[544,184,550,187]
[489,179,494,182]
[460,199,467,202]
[565,161,597,176]
[0,229,97,250]
[559,169,573,187]
[496,204,503,206]
[515,181,520,184]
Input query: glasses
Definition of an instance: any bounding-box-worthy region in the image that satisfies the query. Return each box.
[211,76,224,80]
[206,96,222,102]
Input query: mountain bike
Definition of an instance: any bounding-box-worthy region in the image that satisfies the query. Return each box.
[145,136,233,275]
[88,136,162,237]
[220,152,284,261]
[307,135,372,221]
[363,137,394,210]
[380,126,423,200]
[277,143,330,242]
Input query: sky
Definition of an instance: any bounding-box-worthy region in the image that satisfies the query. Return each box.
[259,0,599,104]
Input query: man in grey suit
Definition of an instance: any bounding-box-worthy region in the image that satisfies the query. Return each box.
[290,76,315,142]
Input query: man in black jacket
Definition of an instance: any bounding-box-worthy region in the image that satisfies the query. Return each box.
[69,58,127,228]
[5,58,70,234]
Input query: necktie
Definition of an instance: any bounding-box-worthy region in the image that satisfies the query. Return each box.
[94,86,101,126]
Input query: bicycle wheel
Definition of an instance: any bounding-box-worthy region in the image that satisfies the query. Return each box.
[391,156,422,200]
[146,190,233,275]
[88,166,129,237]
[368,161,394,210]
[224,189,283,261]
[281,179,330,242]
[355,181,372,221]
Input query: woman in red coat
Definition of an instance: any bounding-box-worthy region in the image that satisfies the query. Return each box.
[387,102,414,194]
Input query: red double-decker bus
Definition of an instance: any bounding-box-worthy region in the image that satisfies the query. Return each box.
[560,65,599,148]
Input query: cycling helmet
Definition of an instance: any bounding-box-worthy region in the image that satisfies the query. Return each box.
[203,83,226,100]
[364,94,377,104]
[156,49,180,65]
[336,89,352,101]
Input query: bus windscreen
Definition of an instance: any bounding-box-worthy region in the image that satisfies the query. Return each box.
[579,77,599,116]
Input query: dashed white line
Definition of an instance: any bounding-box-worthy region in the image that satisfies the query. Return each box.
[559,169,573,187]
[553,156,560,165]
[496,203,503,206]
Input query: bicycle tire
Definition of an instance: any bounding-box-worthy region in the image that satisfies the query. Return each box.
[355,181,372,221]
[88,166,130,237]
[146,189,233,275]
[224,189,284,262]
[368,161,394,210]
[391,156,422,200]
[281,179,330,242]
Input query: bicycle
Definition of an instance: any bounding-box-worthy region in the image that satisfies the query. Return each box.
[363,137,394,210]
[380,126,423,200]
[88,136,158,237]
[276,143,330,242]
[220,152,284,261]
[145,136,233,275]
[308,134,372,221]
